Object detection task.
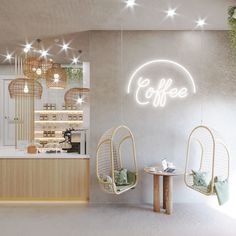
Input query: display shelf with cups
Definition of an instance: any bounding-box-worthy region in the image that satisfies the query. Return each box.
[34,103,83,146]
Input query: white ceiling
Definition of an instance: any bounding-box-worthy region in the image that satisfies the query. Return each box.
[0,0,234,55]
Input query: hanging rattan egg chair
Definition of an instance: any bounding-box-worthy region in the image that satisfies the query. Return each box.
[96,125,138,195]
[185,125,230,195]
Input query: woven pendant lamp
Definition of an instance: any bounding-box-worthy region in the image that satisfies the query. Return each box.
[23,56,52,80]
[64,87,90,106]
[8,78,43,99]
[46,63,67,89]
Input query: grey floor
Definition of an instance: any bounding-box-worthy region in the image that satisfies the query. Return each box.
[0,203,235,236]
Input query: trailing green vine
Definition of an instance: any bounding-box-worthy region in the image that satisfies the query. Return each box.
[228,6,236,55]
[65,67,83,81]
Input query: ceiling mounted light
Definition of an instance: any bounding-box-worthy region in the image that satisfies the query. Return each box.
[23,43,32,53]
[125,0,136,8]
[40,49,49,58]
[196,18,206,28]
[2,52,14,63]
[6,53,12,61]
[166,8,177,18]
[72,57,79,64]
[59,40,71,53]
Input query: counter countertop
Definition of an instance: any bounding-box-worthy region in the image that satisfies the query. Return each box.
[0,149,89,159]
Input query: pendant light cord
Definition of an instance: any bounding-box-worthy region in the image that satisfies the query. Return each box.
[120,26,125,125]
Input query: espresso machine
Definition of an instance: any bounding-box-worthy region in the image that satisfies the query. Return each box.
[60,128,87,154]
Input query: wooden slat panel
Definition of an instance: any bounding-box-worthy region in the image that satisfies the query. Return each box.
[0,158,89,201]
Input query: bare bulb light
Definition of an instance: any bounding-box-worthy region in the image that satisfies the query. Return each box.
[36,68,42,75]
[24,83,29,93]
[196,18,206,28]
[53,73,60,83]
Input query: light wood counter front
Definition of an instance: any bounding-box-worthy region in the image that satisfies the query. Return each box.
[0,158,89,202]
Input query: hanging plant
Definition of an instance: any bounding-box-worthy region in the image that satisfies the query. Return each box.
[65,67,83,81]
[228,6,236,54]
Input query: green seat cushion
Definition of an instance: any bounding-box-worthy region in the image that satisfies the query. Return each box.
[114,169,128,186]
[214,177,229,206]
[114,169,136,186]
[192,170,210,187]
[127,171,136,184]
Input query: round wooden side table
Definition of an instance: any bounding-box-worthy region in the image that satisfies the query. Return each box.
[144,167,183,215]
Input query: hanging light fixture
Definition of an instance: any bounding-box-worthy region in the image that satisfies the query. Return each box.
[64,87,90,106]
[23,56,53,80]
[23,39,53,80]
[8,78,43,99]
[46,63,67,89]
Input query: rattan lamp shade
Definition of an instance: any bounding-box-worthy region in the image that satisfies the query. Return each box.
[23,56,52,80]
[64,87,90,106]
[46,63,67,89]
[8,78,43,99]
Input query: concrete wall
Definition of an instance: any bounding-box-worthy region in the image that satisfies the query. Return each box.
[0,31,235,205]
[89,31,236,204]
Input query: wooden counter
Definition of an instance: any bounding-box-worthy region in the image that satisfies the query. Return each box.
[0,151,90,202]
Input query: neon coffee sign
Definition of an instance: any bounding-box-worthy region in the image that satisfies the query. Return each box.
[127,59,196,108]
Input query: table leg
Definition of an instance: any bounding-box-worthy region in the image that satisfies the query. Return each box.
[163,176,166,209]
[153,175,160,212]
[163,176,173,215]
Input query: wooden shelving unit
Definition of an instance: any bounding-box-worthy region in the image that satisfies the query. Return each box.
[34,108,83,145]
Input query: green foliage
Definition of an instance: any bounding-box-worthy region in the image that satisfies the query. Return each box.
[228,6,236,55]
[65,67,83,81]
[228,6,236,26]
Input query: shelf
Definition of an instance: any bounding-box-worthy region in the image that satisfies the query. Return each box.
[35,131,63,134]
[35,110,83,114]
[35,137,65,141]
[35,121,83,124]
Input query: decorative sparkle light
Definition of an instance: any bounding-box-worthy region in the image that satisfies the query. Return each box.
[166,8,177,18]
[77,96,84,105]
[72,57,79,64]
[23,43,32,53]
[125,0,136,8]
[40,49,49,58]
[196,18,206,28]
[3,52,14,62]
[6,54,12,60]
[58,40,71,53]
[62,43,69,51]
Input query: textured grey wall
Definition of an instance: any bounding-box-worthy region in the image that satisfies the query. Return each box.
[89,31,236,204]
